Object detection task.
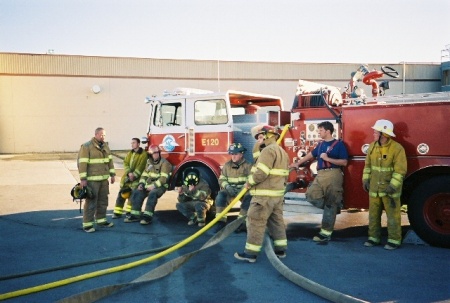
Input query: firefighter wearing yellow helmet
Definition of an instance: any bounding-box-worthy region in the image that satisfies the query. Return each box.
[362,119,407,250]
[235,125,289,262]
[250,125,266,162]
[112,138,148,219]
[125,144,173,225]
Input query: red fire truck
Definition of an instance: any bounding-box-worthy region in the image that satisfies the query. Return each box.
[142,67,450,248]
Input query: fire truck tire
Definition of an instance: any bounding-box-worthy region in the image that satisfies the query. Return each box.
[407,176,450,248]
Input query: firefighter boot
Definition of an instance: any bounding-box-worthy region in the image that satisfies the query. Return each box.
[188,214,198,226]
[234,252,257,263]
[197,217,206,227]
[140,215,153,225]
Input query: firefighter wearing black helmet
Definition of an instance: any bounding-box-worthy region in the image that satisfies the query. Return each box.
[125,144,172,225]
[234,125,289,262]
[213,143,252,233]
[176,167,213,227]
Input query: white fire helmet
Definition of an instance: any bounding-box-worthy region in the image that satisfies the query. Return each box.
[371,119,395,137]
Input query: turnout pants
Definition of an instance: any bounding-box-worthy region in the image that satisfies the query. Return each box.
[368,195,402,245]
[83,180,110,227]
[245,196,287,255]
[215,190,252,221]
[176,200,211,221]
[306,169,343,233]
[130,187,166,217]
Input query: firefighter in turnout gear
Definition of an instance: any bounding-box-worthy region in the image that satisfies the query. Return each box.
[290,121,348,242]
[363,119,407,250]
[176,167,213,227]
[234,125,289,262]
[77,127,116,233]
[112,138,148,219]
[251,125,266,162]
[125,144,172,225]
[213,143,252,233]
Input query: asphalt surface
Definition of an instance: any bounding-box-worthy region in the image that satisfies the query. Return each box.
[0,153,449,303]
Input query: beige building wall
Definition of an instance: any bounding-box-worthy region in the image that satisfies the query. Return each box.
[0,53,441,153]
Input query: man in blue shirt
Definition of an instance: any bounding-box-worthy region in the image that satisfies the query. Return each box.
[290,121,348,242]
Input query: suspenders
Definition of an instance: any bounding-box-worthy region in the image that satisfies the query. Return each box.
[317,140,340,169]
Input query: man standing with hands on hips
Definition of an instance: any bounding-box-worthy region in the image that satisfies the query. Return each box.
[290,121,348,242]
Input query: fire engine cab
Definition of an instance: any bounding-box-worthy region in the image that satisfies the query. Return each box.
[142,88,285,195]
[143,66,450,248]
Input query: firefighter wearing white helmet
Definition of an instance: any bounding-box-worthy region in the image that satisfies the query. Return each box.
[363,119,407,250]
[125,144,172,225]
[213,143,253,233]
[112,138,148,219]
[235,125,290,262]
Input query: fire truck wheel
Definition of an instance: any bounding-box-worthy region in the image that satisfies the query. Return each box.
[407,175,450,248]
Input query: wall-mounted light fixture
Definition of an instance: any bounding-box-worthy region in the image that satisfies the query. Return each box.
[91,85,102,94]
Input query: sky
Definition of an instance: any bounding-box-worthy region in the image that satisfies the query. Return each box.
[1,0,449,64]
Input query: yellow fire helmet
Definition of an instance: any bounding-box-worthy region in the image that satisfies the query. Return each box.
[120,187,132,199]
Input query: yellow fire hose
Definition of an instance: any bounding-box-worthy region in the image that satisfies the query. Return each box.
[277,124,290,145]
[0,189,247,301]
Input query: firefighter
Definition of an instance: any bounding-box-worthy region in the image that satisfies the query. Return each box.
[125,144,172,225]
[112,138,148,219]
[176,167,213,227]
[251,125,266,162]
[362,119,407,250]
[213,143,253,233]
[290,121,348,242]
[77,127,116,233]
[234,125,289,263]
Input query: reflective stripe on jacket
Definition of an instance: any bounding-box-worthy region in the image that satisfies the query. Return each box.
[248,138,289,197]
[219,159,252,189]
[78,138,115,181]
[121,148,148,189]
[362,139,407,198]
[140,157,172,189]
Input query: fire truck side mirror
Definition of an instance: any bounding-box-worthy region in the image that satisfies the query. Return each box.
[141,136,148,145]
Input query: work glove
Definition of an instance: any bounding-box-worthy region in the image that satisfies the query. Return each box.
[363,180,370,192]
[385,185,396,195]
[225,185,237,196]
